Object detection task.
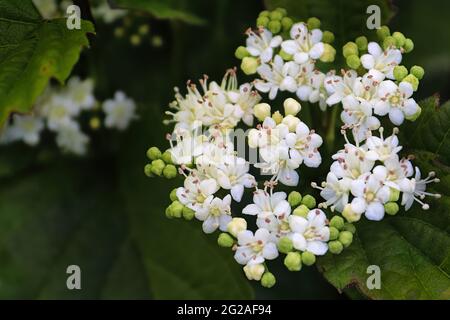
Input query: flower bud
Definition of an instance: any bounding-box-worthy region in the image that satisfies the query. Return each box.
[279,49,293,61]
[328,240,344,254]
[130,34,141,46]
[259,10,270,17]
[256,16,269,28]
[410,65,424,80]
[170,201,183,218]
[329,226,339,240]
[241,57,259,75]
[404,38,414,53]
[182,206,195,220]
[268,20,281,34]
[277,237,293,254]
[244,263,265,281]
[235,46,249,59]
[301,194,316,209]
[376,25,390,40]
[346,54,361,69]
[307,17,321,30]
[301,251,316,266]
[402,74,419,91]
[161,150,173,164]
[383,36,397,49]
[165,206,174,219]
[288,191,302,207]
[322,31,335,43]
[144,164,154,177]
[389,188,400,202]
[338,231,353,247]
[170,188,178,201]
[284,98,302,116]
[320,43,336,63]
[261,272,276,288]
[269,10,284,21]
[163,164,177,179]
[343,42,358,58]
[227,218,247,237]
[293,204,309,218]
[275,7,287,16]
[89,117,101,130]
[114,27,125,38]
[393,65,408,81]
[272,111,283,124]
[147,146,162,160]
[217,233,234,247]
[329,215,345,230]
[151,159,166,176]
[342,204,362,223]
[254,103,271,121]
[384,202,399,215]
[343,223,356,234]
[282,114,300,132]
[281,17,293,31]
[405,106,421,121]
[355,36,368,51]
[284,252,302,271]
[392,31,406,47]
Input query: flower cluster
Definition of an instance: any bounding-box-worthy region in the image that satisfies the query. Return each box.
[0,77,136,155]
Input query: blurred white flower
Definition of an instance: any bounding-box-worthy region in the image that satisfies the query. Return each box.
[102,91,137,130]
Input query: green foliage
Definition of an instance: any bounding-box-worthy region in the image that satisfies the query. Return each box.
[0,0,94,125]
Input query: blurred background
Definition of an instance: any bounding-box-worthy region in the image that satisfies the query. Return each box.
[0,0,448,299]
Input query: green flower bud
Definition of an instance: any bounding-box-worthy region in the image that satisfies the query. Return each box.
[288,191,302,207]
[355,36,368,51]
[338,231,353,247]
[301,251,316,266]
[319,43,336,63]
[217,233,234,247]
[163,164,177,179]
[330,215,345,230]
[170,188,178,201]
[272,111,283,124]
[404,38,414,53]
[393,65,408,81]
[277,237,293,254]
[389,188,400,202]
[343,223,356,234]
[161,150,173,164]
[114,27,125,38]
[328,240,344,254]
[256,16,270,28]
[343,41,358,58]
[235,46,249,59]
[268,20,282,34]
[165,206,173,219]
[392,31,406,47]
[384,202,400,215]
[402,74,419,91]
[182,206,195,220]
[293,204,309,218]
[259,10,270,18]
[269,10,283,21]
[284,252,302,271]
[282,114,300,132]
[254,103,271,121]
[170,201,183,218]
[147,146,162,160]
[346,54,361,69]
[241,57,259,75]
[301,195,316,209]
[275,7,287,16]
[138,24,149,35]
[329,226,339,240]
[150,159,166,176]
[261,272,276,288]
[130,34,141,46]
[410,65,425,80]
[281,17,293,31]
[383,36,397,49]
[376,25,390,40]
[307,17,321,30]
[279,49,293,61]
[144,164,154,177]
[405,105,422,121]
[342,204,362,223]
[322,31,335,43]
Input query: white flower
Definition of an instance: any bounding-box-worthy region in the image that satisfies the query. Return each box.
[92,1,127,24]
[324,70,358,106]
[168,127,208,165]
[234,228,279,266]
[289,209,330,255]
[254,55,298,99]
[360,42,402,79]
[316,172,351,212]
[242,190,291,233]
[330,144,375,180]
[3,114,44,146]
[65,77,96,110]
[102,91,137,130]
[215,155,256,202]
[245,28,282,63]
[281,23,325,64]
[195,194,232,233]
[55,121,89,155]
[176,174,219,211]
[400,167,441,210]
[234,83,261,126]
[374,81,419,125]
[42,95,80,131]
[365,128,402,162]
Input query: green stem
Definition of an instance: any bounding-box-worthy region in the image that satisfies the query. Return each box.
[325,106,339,153]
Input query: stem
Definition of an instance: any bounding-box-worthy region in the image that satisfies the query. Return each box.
[325,106,339,153]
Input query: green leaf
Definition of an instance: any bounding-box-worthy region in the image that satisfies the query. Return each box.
[0,0,94,125]
[110,0,206,25]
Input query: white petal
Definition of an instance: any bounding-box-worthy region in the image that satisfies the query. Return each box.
[231,184,245,202]
[365,202,385,221]
[389,108,405,125]
[262,242,279,260]
[306,241,328,255]
[360,54,375,70]
[242,203,261,216]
